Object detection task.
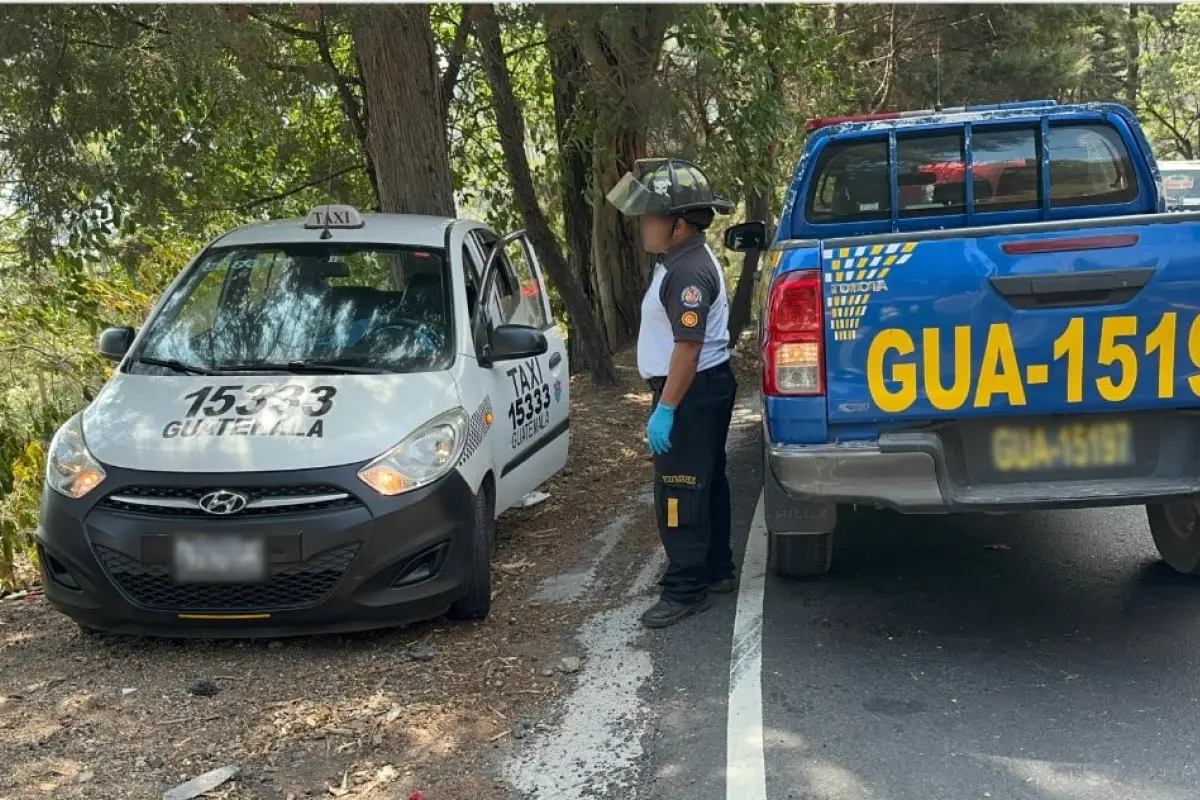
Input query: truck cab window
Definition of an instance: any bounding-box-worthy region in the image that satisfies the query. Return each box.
[896,133,966,217]
[1049,123,1137,207]
[807,138,890,223]
[972,126,1041,212]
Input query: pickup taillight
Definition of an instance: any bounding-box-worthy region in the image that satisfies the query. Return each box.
[764,270,824,396]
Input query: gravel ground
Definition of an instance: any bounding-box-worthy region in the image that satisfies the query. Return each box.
[0,350,660,800]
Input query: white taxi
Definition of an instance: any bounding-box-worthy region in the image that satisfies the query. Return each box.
[36,205,569,636]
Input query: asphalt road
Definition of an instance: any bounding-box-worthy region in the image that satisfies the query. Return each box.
[634,429,1200,800]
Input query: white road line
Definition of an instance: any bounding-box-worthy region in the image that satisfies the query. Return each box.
[727,490,769,800]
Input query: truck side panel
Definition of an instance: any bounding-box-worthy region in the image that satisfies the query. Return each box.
[820,215,1200,430]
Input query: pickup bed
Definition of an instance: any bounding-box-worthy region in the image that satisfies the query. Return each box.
[731,100,1200,578]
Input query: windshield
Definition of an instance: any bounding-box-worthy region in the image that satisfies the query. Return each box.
[1162,169,1200,207]
[132,244,453,375]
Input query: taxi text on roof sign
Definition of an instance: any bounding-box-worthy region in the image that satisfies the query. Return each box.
[304,204,365,230]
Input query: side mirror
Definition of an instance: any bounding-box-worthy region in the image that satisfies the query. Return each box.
[724,221,769,252]
[487,324,548,364]
[97,326,135,361]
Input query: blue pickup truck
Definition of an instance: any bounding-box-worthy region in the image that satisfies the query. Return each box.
[726,99,1200,578]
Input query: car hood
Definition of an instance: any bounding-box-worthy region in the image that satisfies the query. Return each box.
[82,371,462,473]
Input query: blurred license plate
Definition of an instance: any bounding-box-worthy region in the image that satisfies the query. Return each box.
[990,419,1134,473]
[173,535,266,583]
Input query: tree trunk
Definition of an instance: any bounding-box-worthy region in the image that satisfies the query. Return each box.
[568,5,673,353]
[548,31,598,370]
[352,5,454,215]
[590,134,647,352]
[475,5,617,385]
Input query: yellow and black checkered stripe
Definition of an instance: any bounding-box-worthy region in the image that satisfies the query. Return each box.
[823,241,919,341]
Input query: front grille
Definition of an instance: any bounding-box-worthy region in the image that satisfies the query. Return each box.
[98,484,360,518]
[93,543,360,611]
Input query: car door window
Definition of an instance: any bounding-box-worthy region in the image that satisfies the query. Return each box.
[474,232,550,329]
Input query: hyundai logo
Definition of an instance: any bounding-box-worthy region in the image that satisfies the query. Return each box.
[198,490,249,516]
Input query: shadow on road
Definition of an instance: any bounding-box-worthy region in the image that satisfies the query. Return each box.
[766,502,1200,800]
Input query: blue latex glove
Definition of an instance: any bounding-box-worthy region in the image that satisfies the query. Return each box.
[646,403,675,455]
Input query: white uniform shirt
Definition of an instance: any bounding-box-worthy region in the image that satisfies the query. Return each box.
[637,234,731,380]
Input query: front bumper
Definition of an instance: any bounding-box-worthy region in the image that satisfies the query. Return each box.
[36,461,477,638]
[768,412,1200,516]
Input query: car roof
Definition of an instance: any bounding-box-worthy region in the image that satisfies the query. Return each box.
[810,102,1138,140]
[1160,160,1200,169]
[212,213,466,249]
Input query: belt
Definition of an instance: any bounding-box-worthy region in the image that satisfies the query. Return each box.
[646,359,731,393]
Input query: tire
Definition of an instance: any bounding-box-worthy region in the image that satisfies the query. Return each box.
[768,531,833,578]
[1147,501,1200,575]
[448,483,494,620]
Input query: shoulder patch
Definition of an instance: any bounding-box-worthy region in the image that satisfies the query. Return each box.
[680,310,700,328]
[680,285,703,308]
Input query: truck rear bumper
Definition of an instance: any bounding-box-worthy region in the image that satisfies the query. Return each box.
[769,443,945,511]
[767,428,1200,515]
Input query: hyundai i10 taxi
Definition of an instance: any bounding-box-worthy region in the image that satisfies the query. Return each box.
[37,205,570,636]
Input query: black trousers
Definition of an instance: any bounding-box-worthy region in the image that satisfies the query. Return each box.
[649,361,737,603]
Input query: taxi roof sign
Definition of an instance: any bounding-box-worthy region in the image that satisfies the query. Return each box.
[304,204,365,230]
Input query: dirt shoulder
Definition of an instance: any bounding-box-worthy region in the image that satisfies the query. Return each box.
[0,349,662,800]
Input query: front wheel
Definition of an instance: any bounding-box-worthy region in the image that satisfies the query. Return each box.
[1147,501,1200,575]
[768,531,833,578]
[448,483,495,620]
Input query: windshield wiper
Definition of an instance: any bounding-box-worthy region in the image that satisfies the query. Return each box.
[212,359,387,375]
[135,356,214,375]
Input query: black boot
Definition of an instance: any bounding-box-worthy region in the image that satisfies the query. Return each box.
[708,577,737,594]
[640,596,711,629]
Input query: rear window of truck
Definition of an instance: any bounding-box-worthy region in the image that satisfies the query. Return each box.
[806,121,1138,223]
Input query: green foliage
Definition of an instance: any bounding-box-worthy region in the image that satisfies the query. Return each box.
[1139,4,1200,159]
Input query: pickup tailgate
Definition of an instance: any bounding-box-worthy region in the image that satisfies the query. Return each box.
[824,217,1200,429]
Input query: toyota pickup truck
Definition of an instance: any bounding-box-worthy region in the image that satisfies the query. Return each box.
[725,100,1200,578]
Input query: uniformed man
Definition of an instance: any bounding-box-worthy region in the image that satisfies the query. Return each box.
[606,158,739,628]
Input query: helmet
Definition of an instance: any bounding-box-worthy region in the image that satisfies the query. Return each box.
[605,158,735,218]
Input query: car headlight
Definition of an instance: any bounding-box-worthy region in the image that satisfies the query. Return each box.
[45,414,106,499]
[358,408,468,496]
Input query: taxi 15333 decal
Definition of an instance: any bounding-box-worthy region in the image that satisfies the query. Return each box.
[162,383,336,439]
[506,357,554,449]
[866,312,1200,413]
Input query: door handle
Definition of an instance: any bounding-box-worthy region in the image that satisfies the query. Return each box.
[549,352,562,369]
[989,267,1155,310]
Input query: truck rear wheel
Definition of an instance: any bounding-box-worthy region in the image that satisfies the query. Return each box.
[768,532,833,578]
[1147,501,1200,575]
[448,483,494,620]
